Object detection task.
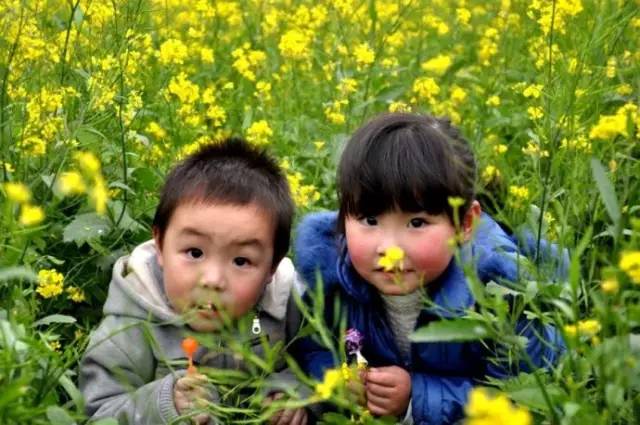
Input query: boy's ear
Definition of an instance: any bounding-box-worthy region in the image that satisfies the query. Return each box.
[462,200,482,242]
[152,227,164,267]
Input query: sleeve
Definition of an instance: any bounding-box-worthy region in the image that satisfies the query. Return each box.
[486,318,566,379]
[410,373,475,425]
[79,316,182,424]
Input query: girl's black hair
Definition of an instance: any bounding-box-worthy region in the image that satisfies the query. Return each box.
[337,113,476,233]
[153,137,294,267]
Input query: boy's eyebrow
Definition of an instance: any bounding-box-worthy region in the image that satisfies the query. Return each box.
[178,227,266,248]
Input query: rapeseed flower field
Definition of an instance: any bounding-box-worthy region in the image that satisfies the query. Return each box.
[0,0,639,423]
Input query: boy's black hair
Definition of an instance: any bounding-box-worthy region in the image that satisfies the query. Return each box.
[153,137,294,267]
[337,113,476,232]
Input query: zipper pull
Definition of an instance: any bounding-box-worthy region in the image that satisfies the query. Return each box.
[251,315,261,335]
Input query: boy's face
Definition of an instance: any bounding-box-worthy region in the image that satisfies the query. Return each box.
[154,201,276,332]
[344,204,479,295]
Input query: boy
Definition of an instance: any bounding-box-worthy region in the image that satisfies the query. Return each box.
[293,113,565,423]
[80,138,307,424]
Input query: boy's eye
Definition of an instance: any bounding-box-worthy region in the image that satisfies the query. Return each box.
[233,257,251,267]
[408,218,427,228]
[360,216,378,226]
[186,248,203,259]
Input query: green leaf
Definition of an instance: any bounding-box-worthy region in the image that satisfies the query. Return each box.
[63,213,111,246]
[46,406,77,425]
[411,319,490,343]
[33,314,77,327]
[0,267,37,282]
[59,373,85,416]
[590,157,620,225]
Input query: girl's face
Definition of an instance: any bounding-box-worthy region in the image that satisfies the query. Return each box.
[344,203,480,295]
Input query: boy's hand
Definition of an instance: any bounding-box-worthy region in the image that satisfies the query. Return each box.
[266,392,308,425]
[365,366,411,417]
[174,373,211,424]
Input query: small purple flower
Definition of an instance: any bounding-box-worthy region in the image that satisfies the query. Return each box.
[345,328,364,355]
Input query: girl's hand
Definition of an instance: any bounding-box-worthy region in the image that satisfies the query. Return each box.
[174,373,211,424]
[266,392,308,425]
[365,366,411,417]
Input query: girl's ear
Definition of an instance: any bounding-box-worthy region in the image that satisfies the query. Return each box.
[462,200,482,242]
[152,227,164,267]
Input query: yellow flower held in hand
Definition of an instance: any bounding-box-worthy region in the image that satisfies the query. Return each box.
[378,246,405,272]
[315,368,343,400]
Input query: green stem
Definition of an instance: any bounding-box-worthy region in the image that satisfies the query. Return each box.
[59,0,81,86]
[0,7,26,183]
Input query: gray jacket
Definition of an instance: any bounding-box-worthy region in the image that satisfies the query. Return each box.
[79,240,304,424]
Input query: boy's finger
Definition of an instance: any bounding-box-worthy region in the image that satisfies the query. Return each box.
[290,408,307,425]
[274,408,294,425]
[268,410,282,425]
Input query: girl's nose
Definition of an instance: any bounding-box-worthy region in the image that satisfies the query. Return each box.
[375,233,398,256]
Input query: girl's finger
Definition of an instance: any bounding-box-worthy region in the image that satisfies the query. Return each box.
[366,381,394,398]
[365,368,395,385]
[366,398,388,417]
[365,390,389,409]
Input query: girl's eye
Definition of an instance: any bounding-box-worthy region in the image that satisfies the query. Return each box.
[409,218,427,228]
[360,216,378,226]
[233,257,251,267]
[186,248,203,259]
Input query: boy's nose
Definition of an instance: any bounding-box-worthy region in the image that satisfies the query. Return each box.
[199,266,226,290]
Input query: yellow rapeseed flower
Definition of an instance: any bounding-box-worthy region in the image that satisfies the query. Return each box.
[278,29,312,60]
[412,77,440,103]
[589,114,628,140]
[619,251,640,284]
[378,246,404,272]
[37,269,64,298]
[74,151,101,175]
[20,204,44,226]
[522,84,543,98]
[315,368,343,400]
[465,387,531,425]
[90,176,109,215]
[3,182,31,204]
[388,101,411,113]
[486,95,500,107]
[158,38,188,65]
[167,73,200,104]
[354,43,375,67]
[600,278,619,294]
[67,286,86,303]
[58,171,86,195]
[246,120,273,146]
[421,54,452,76]
[527,106,544,120]
[482,165,501,183]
